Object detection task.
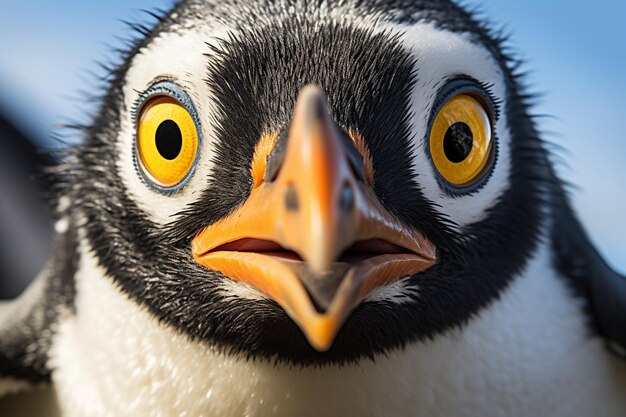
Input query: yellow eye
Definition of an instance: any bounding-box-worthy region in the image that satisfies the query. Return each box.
[429,94,494,187]
[136,95,199,189]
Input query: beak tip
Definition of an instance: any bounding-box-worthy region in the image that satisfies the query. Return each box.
[298,315,342,352]
[306,335,334,352]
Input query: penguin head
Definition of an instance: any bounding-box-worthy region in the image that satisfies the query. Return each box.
[73,0,547,364]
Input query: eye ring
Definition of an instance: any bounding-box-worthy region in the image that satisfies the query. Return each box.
[426,78,498,195]
[132,81,203,194]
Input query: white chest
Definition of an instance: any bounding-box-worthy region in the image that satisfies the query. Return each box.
[50,239,626,417]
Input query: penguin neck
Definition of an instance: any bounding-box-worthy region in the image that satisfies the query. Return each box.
[50,231,626,417]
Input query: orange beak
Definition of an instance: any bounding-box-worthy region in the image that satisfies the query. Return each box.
[193,85,436,351]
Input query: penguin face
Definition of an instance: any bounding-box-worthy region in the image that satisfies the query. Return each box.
[74,0,545,364]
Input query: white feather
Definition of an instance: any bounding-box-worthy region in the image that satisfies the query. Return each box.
[50,235,626,417]
[398,21,511,228]
[117,23,233,226]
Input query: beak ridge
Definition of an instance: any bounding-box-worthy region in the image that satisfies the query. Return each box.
[278,85,359,274]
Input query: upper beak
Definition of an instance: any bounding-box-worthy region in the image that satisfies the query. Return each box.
[193,85,436,351]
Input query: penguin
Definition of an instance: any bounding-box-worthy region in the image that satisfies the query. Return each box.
[1,0,625,416]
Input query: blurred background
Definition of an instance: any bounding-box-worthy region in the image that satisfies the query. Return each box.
[0,0,624,299]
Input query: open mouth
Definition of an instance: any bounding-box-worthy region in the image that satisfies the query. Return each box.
[192,85,437,351]
[208,238,416,262]
[194,229,435,351]
[198,238,433,311]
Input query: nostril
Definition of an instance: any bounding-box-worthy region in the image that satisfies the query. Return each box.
[339,181,355,213]
[340,132,367,182]
[285,183,299,212]
[264,128,289,183]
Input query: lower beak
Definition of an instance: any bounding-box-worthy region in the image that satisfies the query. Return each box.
[193,85,436,351]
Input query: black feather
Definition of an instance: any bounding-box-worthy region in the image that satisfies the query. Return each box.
[68,0,551,364]
[3,0,623,372]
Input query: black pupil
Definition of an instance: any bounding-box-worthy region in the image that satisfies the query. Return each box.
[155,120,183,160]
[443,122,473,163]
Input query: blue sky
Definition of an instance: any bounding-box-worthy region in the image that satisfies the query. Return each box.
[0,0,624,272]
